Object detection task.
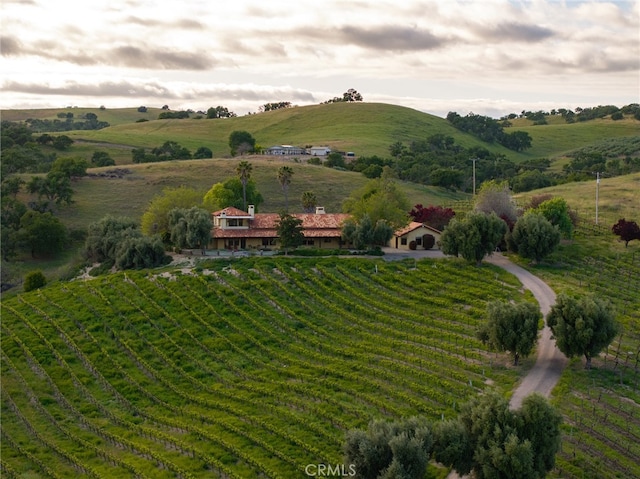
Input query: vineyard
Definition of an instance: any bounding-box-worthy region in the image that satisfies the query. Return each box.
[524,223,640,479]
[1,257,528,478]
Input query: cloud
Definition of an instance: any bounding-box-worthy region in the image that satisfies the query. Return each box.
[0,36,23,56]
[1,78,317,104]
[0,37,215,70]
[111,46,213,70]
[123,15,205,30]
[475,22,556,43]
[337,25,445,51]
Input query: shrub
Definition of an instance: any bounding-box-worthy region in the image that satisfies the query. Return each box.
[193,146,213,159]
[409,240,417,250]
[24,270,46,292]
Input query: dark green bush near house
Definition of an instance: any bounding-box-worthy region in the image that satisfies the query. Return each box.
[409,240,417,250]
[24,270,46,292]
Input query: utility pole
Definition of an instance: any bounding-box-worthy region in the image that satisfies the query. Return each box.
[595,172,600,225]
[471,158,477,195]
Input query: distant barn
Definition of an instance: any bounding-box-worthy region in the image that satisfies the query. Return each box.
[265,145,305,155]
[308,146,331,156]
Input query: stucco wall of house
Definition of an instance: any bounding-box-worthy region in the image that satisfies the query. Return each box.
[393,228,441,250]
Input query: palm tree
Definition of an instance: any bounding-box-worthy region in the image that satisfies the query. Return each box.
[301,191,317,213]
[236,161,252,210]
[277,166,294,212]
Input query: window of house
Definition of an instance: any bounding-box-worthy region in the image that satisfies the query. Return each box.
[400,238,407,245]
[302,239,315,246]
[228,219,243,227]
[324,238,332,243]
[415,237,422,245]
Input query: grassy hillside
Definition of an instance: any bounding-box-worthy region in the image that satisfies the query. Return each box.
[20,158,467,233]
[7,103,517,159]
[506,117,640,160]
[1,107,163,126]
[0,257,529,478]
[514,172,640,227]
[5,103,637,163]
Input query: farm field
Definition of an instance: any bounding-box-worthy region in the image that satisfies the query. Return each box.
[1,257,529,478]
[508,221,640,479]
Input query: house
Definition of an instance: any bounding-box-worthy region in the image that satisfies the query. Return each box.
[265,145,305,155]
[391,222,442,250]
[211,205,351,250]
[308,146,331,156]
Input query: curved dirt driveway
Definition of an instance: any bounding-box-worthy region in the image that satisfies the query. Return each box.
[485,253,567,408]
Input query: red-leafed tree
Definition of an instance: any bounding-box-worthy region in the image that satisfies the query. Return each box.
[612,218,640,247]
[408,204,455,231]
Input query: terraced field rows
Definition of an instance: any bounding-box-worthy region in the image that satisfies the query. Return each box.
[534,244,640,479]
[1,257,526,478]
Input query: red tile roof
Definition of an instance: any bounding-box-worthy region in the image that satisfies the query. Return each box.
[394,222,441,237]
[212,212,351,239]
[212,206,251,217]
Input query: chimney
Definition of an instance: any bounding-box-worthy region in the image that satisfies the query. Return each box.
[315,206,326,214]
[248,205,255,218]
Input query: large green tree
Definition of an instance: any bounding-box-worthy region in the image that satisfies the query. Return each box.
[533,197,573,239]
[85,215,139,263]
[275,212,304,254]
[140,186,203,237]
[168,207,212,251]
[19,210,67,258]
[547,293,618,369]
[50,157,88,178]
[344,417,432,479]
[342,168,410,229]
[478,301,541,365]
[440,212,507,266]
[27,172,74,205]
[228,130,256,156]
[202,177,264,212]
[508,212,561,263]
[277,166,294,212]
[115,235,169,270]
[342,215,393,250]
[433,391,562,479]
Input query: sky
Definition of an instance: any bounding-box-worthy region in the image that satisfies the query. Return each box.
[1,0,638,119]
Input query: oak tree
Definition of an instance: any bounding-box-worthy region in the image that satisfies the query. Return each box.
[547,293,618,369]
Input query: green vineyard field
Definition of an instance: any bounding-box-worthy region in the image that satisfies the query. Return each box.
[2,257,527,478]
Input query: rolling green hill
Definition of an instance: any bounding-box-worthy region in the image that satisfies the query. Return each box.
[1,103,524,159]
[0,107,163,126]
[514,172,640,227]
[4,102,638,163]
[505,117,640,160]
